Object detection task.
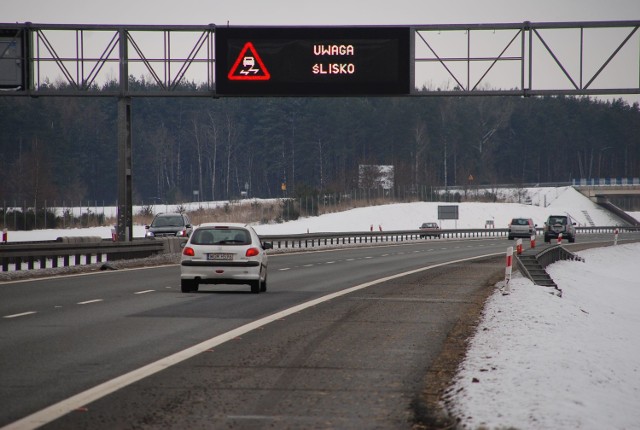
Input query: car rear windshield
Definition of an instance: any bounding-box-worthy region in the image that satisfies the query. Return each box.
[549,217,567,225]
[511,219,530,225]
[191,228,250,245]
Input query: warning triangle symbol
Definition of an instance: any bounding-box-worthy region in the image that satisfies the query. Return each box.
[227,42,271,81]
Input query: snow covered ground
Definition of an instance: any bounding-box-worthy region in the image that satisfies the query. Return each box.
[4,186,635,241]
[448,243,640,429]
[3,186,640,428]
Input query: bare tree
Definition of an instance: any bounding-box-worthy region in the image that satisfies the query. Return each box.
[191,118,204,201]
[412,119,429,187]
[206,110,219,201]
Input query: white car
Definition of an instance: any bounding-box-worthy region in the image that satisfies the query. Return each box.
[180,223,272,293]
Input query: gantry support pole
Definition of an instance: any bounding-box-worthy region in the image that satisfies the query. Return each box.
[117,29,133,241]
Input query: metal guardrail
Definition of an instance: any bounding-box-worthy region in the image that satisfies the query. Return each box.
[261,228,509,250]
[261,226,640,249]
[1,226,639,272]
[0,238,166,272]
[534,245,585,270]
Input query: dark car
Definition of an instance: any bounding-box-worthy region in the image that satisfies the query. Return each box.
[543,215,576,243]
[419,222,441,238]
[145,213,193,238]
[508,218,536,240]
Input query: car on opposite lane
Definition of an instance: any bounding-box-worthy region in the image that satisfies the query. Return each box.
[419,222,441,238]
[145,213,193,238]
[180,223,272,294]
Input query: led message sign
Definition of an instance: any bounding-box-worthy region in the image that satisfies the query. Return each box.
[215,26,412,96]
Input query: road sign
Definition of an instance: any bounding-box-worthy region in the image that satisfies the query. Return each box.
[438,205,459,220]
[215,26,412,96]
[227,42,271,80]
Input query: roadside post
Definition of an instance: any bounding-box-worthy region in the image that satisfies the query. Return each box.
[557,233,563,245]
[2,228,7,244]
[503,246,514,294]
[614,228,619,245]
[530,234,536,249]
[516,238,523,255]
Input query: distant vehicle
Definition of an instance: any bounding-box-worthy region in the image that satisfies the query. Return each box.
[180,223,272,293]
[419,222,441,238]
[508,218,536,240]
[543,215,576,243]
[145,213,192,238]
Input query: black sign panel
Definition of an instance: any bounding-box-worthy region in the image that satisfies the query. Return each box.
[0,29,28,90]
[438,205,459,220]
[215,26,412,96]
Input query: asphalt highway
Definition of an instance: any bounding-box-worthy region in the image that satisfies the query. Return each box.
[0,233,627,429]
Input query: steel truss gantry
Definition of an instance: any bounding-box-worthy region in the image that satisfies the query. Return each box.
[1,20,639,97]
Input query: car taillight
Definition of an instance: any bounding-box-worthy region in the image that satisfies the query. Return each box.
[246,247,260,257]
[183,247,195,256]
[177,230,187,237]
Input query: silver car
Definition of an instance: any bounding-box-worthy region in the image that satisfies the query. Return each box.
[508,218,536,240]
[180,223,272,293]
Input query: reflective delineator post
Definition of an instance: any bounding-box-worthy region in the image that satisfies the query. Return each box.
[504,246,514,294]
[530,234,536,249]
[614,228,619,246]
[516,238,523,255]
[557,233,563,245]
[2,228,7,243]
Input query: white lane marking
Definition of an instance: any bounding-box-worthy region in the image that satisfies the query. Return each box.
[134,290,155,295]
[278,268,291,271]
[325,261,335,264]
[3,311,37,319]
[77,299,103,305]
[6,251,502,430]
[303,264,313,267]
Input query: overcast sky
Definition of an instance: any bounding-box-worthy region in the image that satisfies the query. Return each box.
[3,0,639,103]
[4,0,640,26]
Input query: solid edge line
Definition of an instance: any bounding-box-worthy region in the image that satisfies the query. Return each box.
[2,252,501,430]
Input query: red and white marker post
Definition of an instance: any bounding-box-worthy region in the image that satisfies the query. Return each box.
[504,246,514,294]
[2,228,7,243]
[516,238,523,255]
[557,233,563,245]
[530,234,536,249]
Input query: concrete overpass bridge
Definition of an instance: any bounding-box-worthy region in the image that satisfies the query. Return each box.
[573,181,640,226]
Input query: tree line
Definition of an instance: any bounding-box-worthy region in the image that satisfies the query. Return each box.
[1,79,639,207]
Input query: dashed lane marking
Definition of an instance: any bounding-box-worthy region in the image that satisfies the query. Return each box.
[77,299,104,305]
[3,311,37,319]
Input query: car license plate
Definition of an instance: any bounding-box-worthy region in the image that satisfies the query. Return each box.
[208,253,233,261]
